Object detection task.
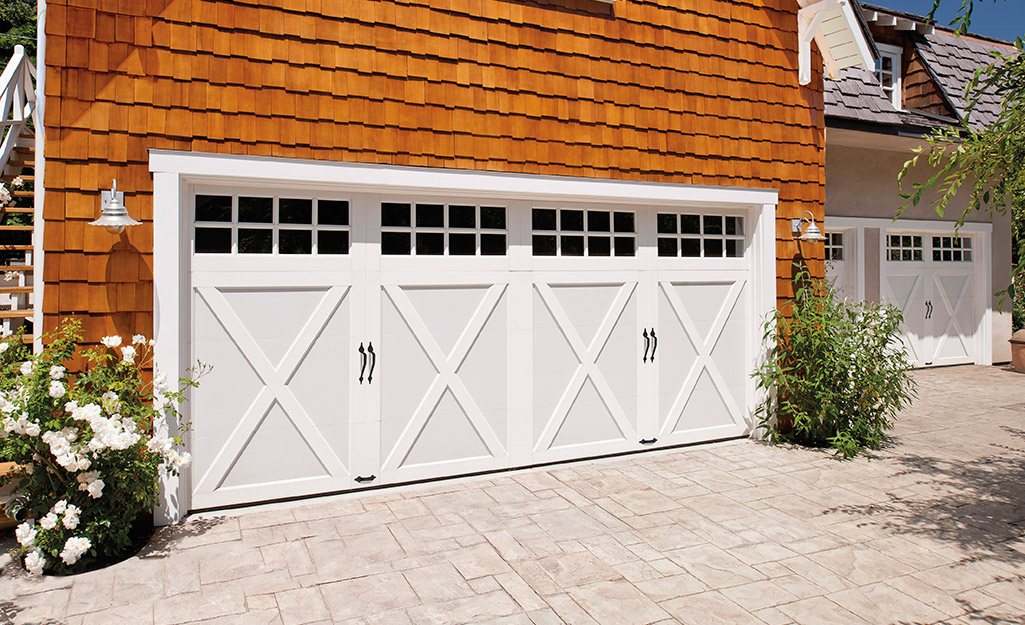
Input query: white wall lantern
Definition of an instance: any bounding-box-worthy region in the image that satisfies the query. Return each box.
[89,179,141,234]
[792,210,827,241]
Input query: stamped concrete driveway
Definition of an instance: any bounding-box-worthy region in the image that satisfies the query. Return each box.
[3,365,1025,625]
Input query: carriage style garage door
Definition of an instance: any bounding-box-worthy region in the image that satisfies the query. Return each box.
[152,155,777,513]
[883,231,981,368]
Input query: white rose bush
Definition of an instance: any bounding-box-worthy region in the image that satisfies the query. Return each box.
[0,321,198,575]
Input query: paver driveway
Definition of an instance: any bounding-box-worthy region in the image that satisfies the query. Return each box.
[3,365,1025,625]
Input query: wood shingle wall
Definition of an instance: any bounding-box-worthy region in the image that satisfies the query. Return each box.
[43,0,825,344]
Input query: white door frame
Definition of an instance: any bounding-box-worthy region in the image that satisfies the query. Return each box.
[825,216,993,367]
[151,150,778,523]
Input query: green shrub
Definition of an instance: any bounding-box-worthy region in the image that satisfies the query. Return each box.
[753,267,917,459]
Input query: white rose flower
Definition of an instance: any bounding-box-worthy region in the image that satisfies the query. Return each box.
[101,392,119,414]
[11,176,23,188]
[120,345,136,364]
[39,513,58,530]
[132,334,147,345]
[59,536,91,565]
[15,522,36,547]
[86,478,104,499]
[63,505,81,530]
[24,549,46,575]
[52,500,67,514]
[23,421,40,437]
[100,335,122,348]
[64,400,79,413]
[49,365,65,379]
[49,380,66,399]
[19,361,32,376]
[153,372,170,393]
[0,342,9,354]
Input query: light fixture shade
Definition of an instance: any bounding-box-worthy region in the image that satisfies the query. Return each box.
[799,221,827,241]
[89,180,142,233]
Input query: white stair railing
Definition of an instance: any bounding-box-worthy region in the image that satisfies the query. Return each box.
[0,45,37,175]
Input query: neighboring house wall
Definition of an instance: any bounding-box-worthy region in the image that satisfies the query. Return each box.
[40,0,826,344]
[826,137,1013,362]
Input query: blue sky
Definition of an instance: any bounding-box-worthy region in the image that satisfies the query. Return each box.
[866,1,1025,42]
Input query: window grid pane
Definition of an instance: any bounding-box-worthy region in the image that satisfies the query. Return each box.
[886,233,924,262]
[933,234,973,262]
[657,212,744,258]
[825,232,844,261]
[381,202,508,256]
[195,195,350,255]
[531,208,636,257]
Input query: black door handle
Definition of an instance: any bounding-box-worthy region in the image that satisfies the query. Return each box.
[650,329,657,361]
[367,342,376,384]
[358,343,367,384]
[642,329,650,363]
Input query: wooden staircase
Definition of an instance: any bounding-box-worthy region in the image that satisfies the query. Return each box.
[0,46,38,342]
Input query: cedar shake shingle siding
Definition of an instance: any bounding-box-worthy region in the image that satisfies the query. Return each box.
[42,0,826,343]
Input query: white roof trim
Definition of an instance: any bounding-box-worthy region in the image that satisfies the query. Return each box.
[797,0,875,86]
[149,150,779,209]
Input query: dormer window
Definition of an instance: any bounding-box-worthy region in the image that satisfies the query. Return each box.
[874,44,903,110]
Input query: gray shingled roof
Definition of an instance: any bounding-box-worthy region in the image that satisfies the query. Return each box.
[824,65,948,129]
[912,29,1009,130]
[825,65,903,125]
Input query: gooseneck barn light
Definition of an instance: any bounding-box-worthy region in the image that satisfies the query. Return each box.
[791,210,827,242]
[89,179,142,235]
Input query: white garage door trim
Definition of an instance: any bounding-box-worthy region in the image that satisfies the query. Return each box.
[151,151,778,523]
[825,216,993,368]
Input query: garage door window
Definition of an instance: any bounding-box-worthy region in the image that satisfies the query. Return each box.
[381,202,507,256]
[532,208,636,257]
[825,232,844,261]
[933,236,972,262]
[887,234,923,261]
[194,194,350,255]
[657,213,744,258]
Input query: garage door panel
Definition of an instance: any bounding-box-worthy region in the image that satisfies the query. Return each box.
[930,272,974,365]
[191,282,356,509]
[378,282,510,480]
[532,279,640,459]
[656,278,749,443]
[884,271,927,365]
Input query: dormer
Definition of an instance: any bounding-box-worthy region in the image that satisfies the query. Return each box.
[860,5,957,120]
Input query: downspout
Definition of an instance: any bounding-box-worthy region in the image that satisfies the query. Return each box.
[32,0,46,352]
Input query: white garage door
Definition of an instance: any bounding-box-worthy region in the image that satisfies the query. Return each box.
[884,232,979,367]
[186,189,760,510]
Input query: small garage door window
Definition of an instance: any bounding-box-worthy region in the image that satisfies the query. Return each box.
[381,202,507,256]
[887,234,923,261]
[194,194,350,255]
[531,208,636,256]
[657,213,744,258]
[933,236,973,262]
[825,232,844,261]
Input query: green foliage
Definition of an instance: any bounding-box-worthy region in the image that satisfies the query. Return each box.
[1,320,197,575]
[0,0,36,61]
[753,269,917,459]
[900,0,1024,306]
